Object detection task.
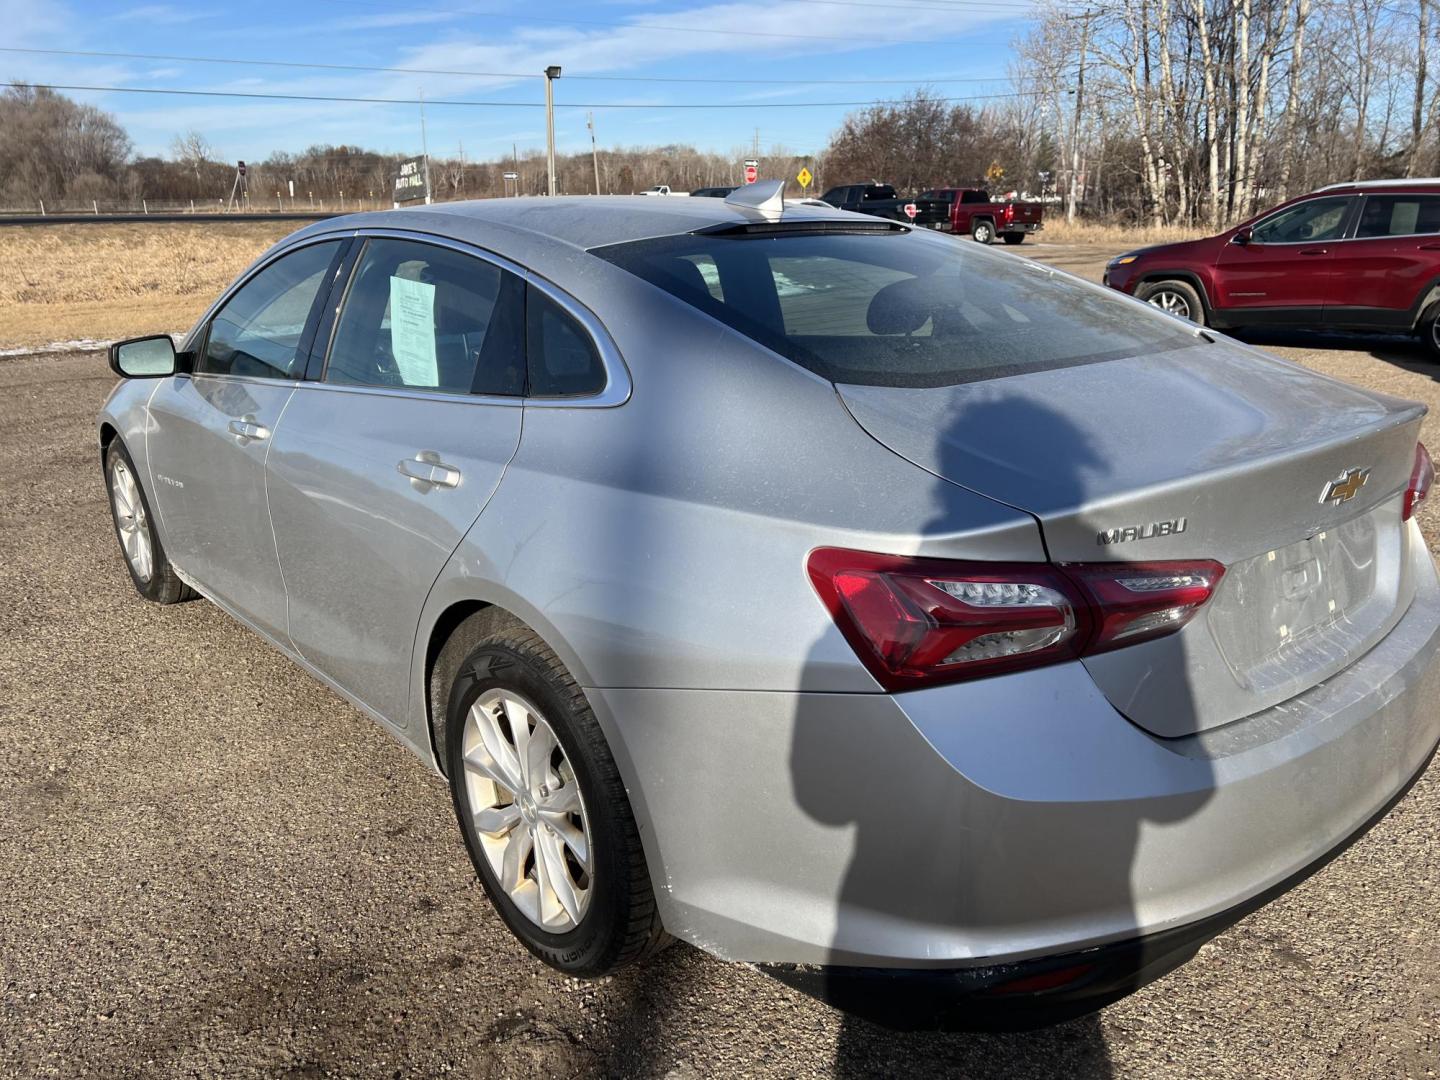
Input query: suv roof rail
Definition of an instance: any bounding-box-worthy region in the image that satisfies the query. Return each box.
[1314,177,1440,192]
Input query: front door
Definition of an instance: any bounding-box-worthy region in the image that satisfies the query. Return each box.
[146,239,344,639]
[266,237,527,728]
[1213,195,1354,317]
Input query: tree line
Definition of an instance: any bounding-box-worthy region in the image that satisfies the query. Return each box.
[5,0,1436,231]
[1004,0,1435,225]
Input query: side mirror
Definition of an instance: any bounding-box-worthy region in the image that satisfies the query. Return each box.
[109,335,186,378]
[1231,226,1252,246]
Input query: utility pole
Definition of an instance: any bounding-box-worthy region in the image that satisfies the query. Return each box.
[458,139,466,197]
[419,88,433,205]
[544,65,562,196]
[587,112,601,195]
[1065,9,1095,224]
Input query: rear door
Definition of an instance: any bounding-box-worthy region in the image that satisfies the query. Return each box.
[1213,195,1355,314]
[146,238,345,639]
[1327,192,1440,326]
[266,235,531,728]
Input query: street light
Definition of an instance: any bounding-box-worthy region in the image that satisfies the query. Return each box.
[545,65,562,196]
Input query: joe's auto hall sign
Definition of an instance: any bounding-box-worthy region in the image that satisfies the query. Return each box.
[394,157,430,204]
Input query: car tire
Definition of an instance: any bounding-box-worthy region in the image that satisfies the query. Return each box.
[1137,279,1206,325]
[972,220,996,245]
[104,438,195,604]
[1421,304,1440,361]
[1002,233,1027,245]
[439,609,667,977]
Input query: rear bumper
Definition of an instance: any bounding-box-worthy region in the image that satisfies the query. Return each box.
[589,536,1440,988]
[763,729,1439,1030]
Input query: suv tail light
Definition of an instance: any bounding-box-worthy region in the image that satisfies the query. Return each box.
[1403,442,1434,521]
[808,548,1225,691]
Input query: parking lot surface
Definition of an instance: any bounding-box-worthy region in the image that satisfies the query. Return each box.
[2,244,1439,1078]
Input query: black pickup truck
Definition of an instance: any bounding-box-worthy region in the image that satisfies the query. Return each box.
[817,183,949,226]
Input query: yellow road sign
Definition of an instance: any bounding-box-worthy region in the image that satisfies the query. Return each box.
[796,166,813,189]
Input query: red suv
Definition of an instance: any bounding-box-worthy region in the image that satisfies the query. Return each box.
[1103,180,1440,357]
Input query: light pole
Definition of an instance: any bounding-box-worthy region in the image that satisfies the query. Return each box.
[545,65,562,196]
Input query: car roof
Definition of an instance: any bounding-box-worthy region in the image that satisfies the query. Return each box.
[306,194,858,252]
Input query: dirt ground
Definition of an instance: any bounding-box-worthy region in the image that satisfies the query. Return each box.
[1,235,1439,1079]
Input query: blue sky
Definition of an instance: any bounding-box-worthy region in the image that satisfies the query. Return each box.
[2,0,1037,163]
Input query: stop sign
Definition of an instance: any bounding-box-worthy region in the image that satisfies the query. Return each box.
[903,202,917,220]
[744,163,758,184]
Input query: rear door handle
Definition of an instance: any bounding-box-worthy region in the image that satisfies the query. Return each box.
[1298,247,1329,255]
[227,417,270,441]
[398,452,461,489]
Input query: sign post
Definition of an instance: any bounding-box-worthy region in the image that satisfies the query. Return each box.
[503,170,519,197]
[796,166,813,193]
[393,156,431,208]
[743,159,758,185]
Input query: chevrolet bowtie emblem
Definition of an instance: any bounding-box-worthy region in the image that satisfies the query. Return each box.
[1320,467,1370,505]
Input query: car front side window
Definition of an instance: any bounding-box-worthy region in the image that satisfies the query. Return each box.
[1249,198,1352,244]
[199,241,341,379]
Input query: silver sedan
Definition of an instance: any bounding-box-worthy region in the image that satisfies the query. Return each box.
[99,185,1440,1029]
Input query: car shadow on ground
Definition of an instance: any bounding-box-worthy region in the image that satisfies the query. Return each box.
[1231,327,1434,373]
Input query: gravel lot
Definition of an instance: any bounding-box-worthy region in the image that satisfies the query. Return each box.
[2,242,1439,1079]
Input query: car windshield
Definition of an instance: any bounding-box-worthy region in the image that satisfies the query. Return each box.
[592,229,1199,387]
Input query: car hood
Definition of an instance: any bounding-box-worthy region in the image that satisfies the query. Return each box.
[1122,234,1226,266]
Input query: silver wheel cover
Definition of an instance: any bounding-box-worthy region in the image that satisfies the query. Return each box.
[110,459,154,582]
[460,688,593,932]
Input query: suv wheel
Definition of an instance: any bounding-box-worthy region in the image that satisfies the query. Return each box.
[438,609,667,976]
[1422,305,1440,361]
[972,220,996,245]
[1137,280,1205,325]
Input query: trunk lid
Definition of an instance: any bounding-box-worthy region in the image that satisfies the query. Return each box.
[839,341,1425,736]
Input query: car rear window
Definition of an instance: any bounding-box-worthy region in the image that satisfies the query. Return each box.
[592,229,1198,387]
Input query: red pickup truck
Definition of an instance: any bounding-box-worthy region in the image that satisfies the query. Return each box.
[917,188,1045,245]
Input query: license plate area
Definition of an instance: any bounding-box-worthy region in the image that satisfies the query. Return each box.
[1211,509,1397,694]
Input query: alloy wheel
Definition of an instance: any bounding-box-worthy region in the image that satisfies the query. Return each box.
[461,688,593,932]
[1147,289,1193,321]
[110,459,153,582]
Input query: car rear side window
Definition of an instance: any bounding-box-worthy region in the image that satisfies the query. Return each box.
[593,230,1198,387]
[200,241,340,379]
[325,239,525,396]
[526,286,606,397]
[1356,195,1440,238]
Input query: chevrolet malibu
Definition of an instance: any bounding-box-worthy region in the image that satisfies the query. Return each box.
[99,186,1440,1029]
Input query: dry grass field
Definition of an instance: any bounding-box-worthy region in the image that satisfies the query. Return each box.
[0,221,298,349]
[1038,217,1212,246]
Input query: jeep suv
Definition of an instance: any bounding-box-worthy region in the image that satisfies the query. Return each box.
[1103,179,1440,357]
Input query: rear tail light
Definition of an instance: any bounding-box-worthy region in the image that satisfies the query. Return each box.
[1403,442,1434,521]
[808,548,1225,691]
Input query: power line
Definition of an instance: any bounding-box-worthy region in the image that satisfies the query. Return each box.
[19,82,1064,109]
[0,46,1039,84]
[308,0,1035,46]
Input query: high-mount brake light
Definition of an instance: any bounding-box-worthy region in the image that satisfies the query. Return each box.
[807,549,1226,691]
[1403,442,1434,522]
